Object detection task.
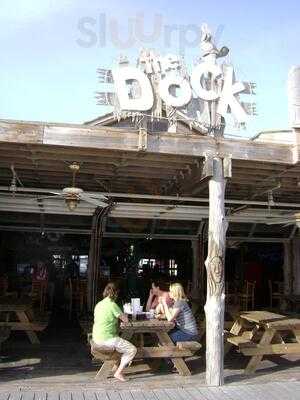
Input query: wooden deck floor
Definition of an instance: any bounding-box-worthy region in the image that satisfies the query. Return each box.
[1,312,299,399]
[0,382,300,400]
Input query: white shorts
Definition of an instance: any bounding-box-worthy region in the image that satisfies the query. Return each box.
[94,336,137,367]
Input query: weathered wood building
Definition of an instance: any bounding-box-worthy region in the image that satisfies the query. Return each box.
[1,45,300,386]
[0,110,299,380]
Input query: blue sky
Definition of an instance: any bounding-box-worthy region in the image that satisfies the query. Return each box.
[1,0,299,137]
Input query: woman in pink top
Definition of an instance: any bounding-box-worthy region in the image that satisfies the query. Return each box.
[32,261,48,281]
[146,278,173,311]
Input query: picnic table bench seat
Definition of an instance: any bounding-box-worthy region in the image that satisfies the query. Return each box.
[237,341,300,356]
[177,341,202,351]
[91,340,201,362]
[226,333,254,347]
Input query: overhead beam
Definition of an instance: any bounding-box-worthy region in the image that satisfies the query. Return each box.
[1,186,300,208]
[0,205,296,224]
[0,224,291,242]
[0,119,296,164]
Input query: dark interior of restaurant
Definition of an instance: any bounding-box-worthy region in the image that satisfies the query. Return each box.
[0,229,285,335]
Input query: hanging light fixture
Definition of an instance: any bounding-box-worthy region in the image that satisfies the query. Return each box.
[65,196,79,211]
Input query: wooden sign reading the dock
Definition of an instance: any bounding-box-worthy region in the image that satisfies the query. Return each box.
[97,25,256,130]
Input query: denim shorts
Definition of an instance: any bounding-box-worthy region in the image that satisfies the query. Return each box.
[169,327,199,343]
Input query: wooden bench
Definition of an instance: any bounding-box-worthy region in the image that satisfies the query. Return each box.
[227,332,254,347]
[91,340,201,379]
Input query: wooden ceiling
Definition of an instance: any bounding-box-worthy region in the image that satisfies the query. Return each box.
[0,141,299,204]
[0,119,299,239]
[0,142,199,195]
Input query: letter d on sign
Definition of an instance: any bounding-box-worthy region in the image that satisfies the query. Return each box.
[112,67,154,111]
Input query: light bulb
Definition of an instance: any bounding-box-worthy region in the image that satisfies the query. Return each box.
[65,198,79,211]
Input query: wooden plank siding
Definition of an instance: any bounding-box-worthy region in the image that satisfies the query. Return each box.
[0,120,296,164]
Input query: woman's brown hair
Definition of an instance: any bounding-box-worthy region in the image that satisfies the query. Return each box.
[103,282,119,301]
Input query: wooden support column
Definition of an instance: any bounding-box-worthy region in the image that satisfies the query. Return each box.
[204,157,228,386]
[191,239,200,297]
[292,238,300,295]
[191,222,206,304]
[87,205,112,312]
[283,241,293,297]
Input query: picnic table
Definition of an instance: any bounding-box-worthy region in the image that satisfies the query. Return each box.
[0,297,49,344]
[227,310,300,374]
[91,319,201,379]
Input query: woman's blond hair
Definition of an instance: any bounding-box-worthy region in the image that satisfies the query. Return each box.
[169,283,187,301]
[103,282,119,301]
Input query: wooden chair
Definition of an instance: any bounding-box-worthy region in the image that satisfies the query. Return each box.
[30,280,47,311]
[67,278,87,319]
[186,280,193,297]
[0,277,8,296]
[268,280,284,309]
[238,281,255,311]
[78,279,87,313]
[225,281,238,305]
[0,277,18,299]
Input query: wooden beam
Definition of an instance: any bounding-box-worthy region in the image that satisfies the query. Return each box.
[0,225,291,242]
[1,185,300,208]
[0,119,296,164]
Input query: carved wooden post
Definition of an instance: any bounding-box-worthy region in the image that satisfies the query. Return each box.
[204,157,228,386]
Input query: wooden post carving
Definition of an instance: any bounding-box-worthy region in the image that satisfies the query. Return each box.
[207,255,224,297]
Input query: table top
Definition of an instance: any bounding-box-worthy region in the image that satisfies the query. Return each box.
[0,296,32,312]
[239,310,300,330]
[121,319,174,333]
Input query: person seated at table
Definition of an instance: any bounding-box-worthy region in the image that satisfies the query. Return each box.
[32,261,48,282]
[146,276,173,312]
[92,282,137,382]
[159,282,198,343]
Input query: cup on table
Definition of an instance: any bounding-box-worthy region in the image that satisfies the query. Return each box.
[149,309,155,319]
[131,298,141,314]
[123,303,131,314]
